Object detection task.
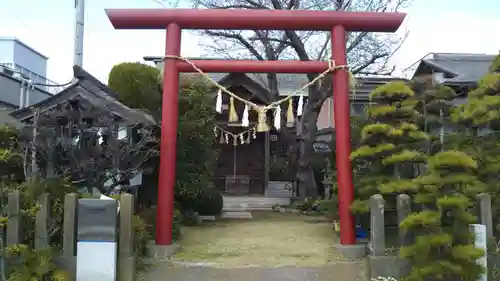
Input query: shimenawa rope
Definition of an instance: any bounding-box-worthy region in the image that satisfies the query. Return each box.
[160,55,353,132]
[213,124,257,146]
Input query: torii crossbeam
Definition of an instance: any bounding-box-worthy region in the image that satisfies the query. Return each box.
[106,8,405,246]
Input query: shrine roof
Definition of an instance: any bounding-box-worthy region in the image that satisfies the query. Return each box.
[10,65,156,126]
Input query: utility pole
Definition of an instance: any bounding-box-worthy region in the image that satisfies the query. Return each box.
[74,0,85,67]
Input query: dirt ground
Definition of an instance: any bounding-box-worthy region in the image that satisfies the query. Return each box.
[171,212,345,268]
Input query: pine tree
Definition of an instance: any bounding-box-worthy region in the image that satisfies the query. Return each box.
[350,81,429,213]
[400,151,485,281]
[452,54,500,130]
[450,54,500,235]
[489,53,500,73]
[398,55,500,281]
[410,75,457,153]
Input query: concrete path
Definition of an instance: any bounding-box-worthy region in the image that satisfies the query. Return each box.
[141,262,368,281]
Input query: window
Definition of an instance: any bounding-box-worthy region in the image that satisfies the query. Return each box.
[270,134,289,154]
[118,126,128,140]
[350,101,368,116]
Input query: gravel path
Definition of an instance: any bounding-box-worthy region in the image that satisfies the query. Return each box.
[141,212,367,281]
[173,213,345,267]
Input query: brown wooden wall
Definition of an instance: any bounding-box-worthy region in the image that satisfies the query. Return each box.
[269,129,295,181]
[213,81,300,193]
[214,131,265,194]
[214,85,267,194]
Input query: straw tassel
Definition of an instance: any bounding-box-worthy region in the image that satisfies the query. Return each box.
[216,89,222,113]
[214,125,261,146]
[256,108,269,132]
[274,105,281,130]
[297,95,304,117]
[242,104,249,127]
[228,96,239,123]
[286,99,295,127]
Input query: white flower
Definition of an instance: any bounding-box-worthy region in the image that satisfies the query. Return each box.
[371,277,398,281]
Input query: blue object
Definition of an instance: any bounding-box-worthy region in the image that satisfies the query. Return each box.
[355,225,368,239]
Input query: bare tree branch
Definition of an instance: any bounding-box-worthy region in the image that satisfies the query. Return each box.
[21,99,158,195]
[316,34,331,61]
[188,0,411,197]
[351,52,389,74]
[205,30,266,61]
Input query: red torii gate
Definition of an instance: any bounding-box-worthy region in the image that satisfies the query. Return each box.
[106,8,405,246]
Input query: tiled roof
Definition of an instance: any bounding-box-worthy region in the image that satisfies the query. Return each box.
[11,66,156,125]
[206,73,312,95]
[416,53,497,83]
[208,73,402,100]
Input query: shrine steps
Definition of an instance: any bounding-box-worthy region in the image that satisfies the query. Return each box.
[265,181,294,198]
[220,211,253,219]
[222,196,291,212]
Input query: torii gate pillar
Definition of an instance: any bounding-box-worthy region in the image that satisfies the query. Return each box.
[106,8,405,247]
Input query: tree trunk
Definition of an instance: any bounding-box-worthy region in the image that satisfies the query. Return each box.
[295,90,325,199]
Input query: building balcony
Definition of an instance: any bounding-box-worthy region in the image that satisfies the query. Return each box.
[0,65,53,111]
[0,63,65,95]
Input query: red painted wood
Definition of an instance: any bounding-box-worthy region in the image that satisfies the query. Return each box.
[105,7,406,246]
[156,23,181,245]
[176,60,330,73]
[332,25,356,245]
[106,9,405,32]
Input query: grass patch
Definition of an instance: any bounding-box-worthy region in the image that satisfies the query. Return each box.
[173,212,343,268]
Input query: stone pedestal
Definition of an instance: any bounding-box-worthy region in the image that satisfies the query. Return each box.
[335,244,367,259]
[146,242,181,259]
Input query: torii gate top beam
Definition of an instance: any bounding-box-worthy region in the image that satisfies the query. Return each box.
[106,9,405,32]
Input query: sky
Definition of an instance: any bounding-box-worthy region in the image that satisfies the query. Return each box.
[0,0,499,85]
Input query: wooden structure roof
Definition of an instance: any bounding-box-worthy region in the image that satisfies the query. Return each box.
[10,65,156,126]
